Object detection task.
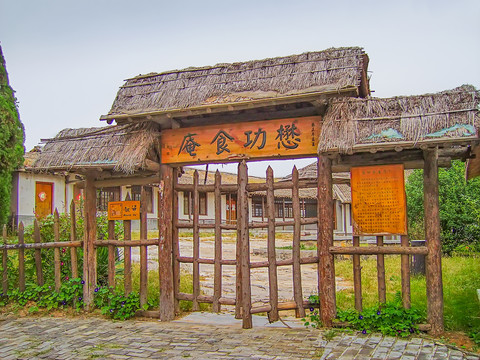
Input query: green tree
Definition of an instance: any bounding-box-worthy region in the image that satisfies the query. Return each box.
[405,161,480,254]
[0,45,25,226]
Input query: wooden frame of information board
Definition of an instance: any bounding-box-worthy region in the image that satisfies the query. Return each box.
[351,164,407,235]
[161,116,321,164]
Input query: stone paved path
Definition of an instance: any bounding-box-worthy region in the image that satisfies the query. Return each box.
[0,316,478,359]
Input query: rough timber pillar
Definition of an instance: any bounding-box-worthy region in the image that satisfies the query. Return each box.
[317,155,336,327]
[423,147,444,335]
[158,165,175,321]
[238,161,252,329]
[83,172,97,310]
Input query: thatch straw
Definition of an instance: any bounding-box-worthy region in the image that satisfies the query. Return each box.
[32,123,160,174]
[106,47,368,116]
[319,85,480,154]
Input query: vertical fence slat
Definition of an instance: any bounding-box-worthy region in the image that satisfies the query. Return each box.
[159,165,175,321]
[317,156,336,326]
[172,168,180,313]
[266,166,279,321]
[376,235,386,304]
[2,225,7,294]
[192,171,200,311]
[83,172,97,309]
[34,219,44,286]
[54,209,61,291]
[353,235,362,312]
[108,220,115,289]
[238,161,252,329]
[18,222,25,292]
[424,147,444,335]
[401,234,411,309]
[235,193,242,318]
[213,170,222,313]
[292,166,305,318]
[139,186,148,307]
[123,193,132,295]
[70,200,78,279]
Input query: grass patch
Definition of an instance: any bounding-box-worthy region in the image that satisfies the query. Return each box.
[114,263,210,313]
[334,255,480,333]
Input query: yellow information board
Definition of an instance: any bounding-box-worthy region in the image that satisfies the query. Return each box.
[108,201,140,221]
[351,164,407,235]
[161,116,321,164]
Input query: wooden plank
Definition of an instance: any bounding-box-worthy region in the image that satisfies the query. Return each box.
[250,256,319,268]
[317,156,336,326]
[161,116,321,164]
[33,219,44,286]
[70,200,78,279]
[18,222,25,292]
[2,241,83,250]
[172,168,180,313]
[266,166,279,322]
[123,218,132,295]
[192,171,200,311]
[423,147,444,335]
[292,166,305,318]
[174,179,332,193]
[54,209,61,291]
[353,235,362,312]
[2,225,7,294]
[238,161,252,329]
[213,170,222,313]
[376,235,386,304]
[401,235,411,309]
[139,186,148,308]
[108,220,115,289]
[158,165,175,321]
[83,172,97,309]
[329,246,428,255]
[94,239,159,247]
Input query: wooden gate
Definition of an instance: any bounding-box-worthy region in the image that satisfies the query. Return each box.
[171,161,329,328]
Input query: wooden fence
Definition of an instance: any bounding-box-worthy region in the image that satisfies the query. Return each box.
[0,188,158,311]
[0,159,441,333]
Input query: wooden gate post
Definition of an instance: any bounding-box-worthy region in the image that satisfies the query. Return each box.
[158,165,175,321]
[238,161,252,329]
[423,147,444,335]
[317,155,336,327]
[83,172,97,310]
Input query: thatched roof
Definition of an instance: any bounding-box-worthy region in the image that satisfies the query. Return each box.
[178,167,265,185]
[102,47,369,121]
[177,165,349,202]
[281,161,350,183]
[318,85,480,154]
[31,123,160,174]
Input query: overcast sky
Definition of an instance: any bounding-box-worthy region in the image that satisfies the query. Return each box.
[1,0,479,177]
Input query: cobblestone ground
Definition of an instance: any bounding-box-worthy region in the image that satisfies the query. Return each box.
[0,316,478,360]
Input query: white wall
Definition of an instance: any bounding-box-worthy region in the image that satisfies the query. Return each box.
[13,171,72,226]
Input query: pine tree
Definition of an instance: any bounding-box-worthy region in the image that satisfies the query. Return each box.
[0,45,25,226]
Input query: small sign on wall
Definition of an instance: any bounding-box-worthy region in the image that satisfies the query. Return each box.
[351,164,407,235]
[108,201,140,220]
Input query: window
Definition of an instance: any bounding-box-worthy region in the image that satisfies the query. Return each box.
[97,187,120,211]
[303,199,317,218]
[252,197,263,218]
[274,198,293,218]
[183,191,207,216]
[131,186,154,213]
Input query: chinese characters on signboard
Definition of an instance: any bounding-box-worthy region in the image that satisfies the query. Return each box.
[161,116,321,164]
[108,201,140,221]
[351,164,407,235]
